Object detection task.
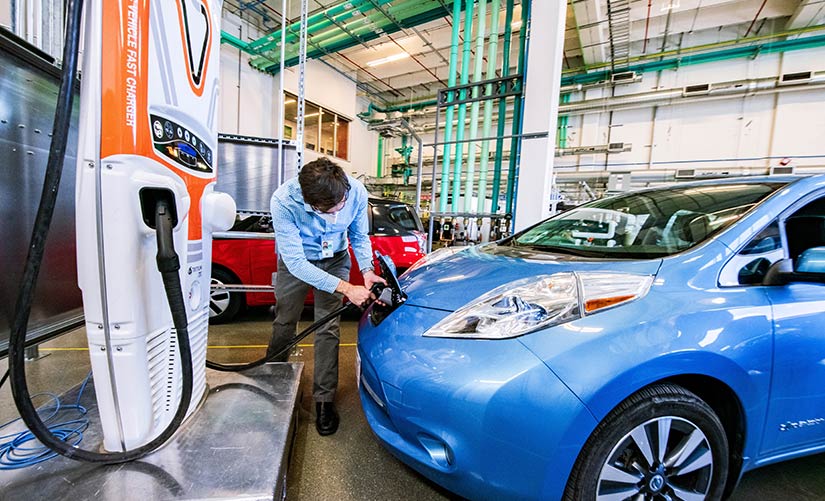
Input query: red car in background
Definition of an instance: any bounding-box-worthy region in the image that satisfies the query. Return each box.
[209,198,427,323]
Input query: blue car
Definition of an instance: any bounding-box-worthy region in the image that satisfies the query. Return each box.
[357,175,825,500]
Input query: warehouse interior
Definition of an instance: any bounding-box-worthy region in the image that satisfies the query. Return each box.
[2,0,825,499]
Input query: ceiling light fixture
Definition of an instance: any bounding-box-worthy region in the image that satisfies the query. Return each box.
[366,52,409,67]
[511,20,522,29]
[284,98,296,104]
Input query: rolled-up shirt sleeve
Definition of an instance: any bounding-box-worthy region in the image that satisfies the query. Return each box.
[271,195,342,294]
[348,184,373,272]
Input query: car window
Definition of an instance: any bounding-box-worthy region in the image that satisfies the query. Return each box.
[371,203,423,235]
[719,222,783,286]
[512,183,784,259]
[229,215,272,233]
[784,196,825,260]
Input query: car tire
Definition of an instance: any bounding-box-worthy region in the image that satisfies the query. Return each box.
[564,383,729,501]
[209,268,243,324]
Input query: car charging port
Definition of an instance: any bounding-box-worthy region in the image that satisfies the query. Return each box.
[369,254,406,326]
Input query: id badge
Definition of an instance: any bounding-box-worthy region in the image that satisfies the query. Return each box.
[321,239,334,259]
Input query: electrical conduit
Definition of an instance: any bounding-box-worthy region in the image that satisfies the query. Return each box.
[477,0,500,212]
[464,0,487,212]
[440,0,463,213]
[491,0,514,213]
[452,0,475,211]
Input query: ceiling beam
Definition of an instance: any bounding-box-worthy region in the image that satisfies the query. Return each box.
[786,0,825,29]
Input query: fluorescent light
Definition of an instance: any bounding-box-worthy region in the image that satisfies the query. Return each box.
[284,98,296,104]
[511,20,522,29]
[304,113,320,118]
[366,52,409,67]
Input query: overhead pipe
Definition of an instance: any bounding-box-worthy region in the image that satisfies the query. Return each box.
[440,0,463,213]
[490,0,514,214]
[246,0,385,54]
[349,28,825,121]
[505,0,529,216]
[558,72,825,116]
[251,1,448,69]
[477,0,501,213]
[452,0,475,212]
[464,0,488,212]
[269,6,454,70]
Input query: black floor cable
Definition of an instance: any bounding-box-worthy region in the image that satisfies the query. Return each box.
[205,302,359,372]
[8,0,195,463]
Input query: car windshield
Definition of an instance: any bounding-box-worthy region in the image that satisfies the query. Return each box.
[512,182,785,258]
[371,203,423,235]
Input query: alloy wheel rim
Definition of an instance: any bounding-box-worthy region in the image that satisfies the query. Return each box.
[209,277,231,317]
[596,416,713,501]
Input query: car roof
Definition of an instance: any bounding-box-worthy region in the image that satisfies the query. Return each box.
[368,197,411,207]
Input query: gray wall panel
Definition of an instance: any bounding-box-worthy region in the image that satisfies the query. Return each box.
[0,43,82,355]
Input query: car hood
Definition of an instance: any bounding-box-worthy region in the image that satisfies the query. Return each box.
[398,244,663,312]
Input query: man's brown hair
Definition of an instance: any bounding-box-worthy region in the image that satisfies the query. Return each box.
[299,158,350,211]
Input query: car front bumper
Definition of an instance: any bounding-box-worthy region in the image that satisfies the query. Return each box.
[357,305,598,500]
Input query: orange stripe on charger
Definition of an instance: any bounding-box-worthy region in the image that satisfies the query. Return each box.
[101,0,214,240]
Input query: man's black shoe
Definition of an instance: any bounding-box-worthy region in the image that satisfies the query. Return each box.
[315,402,339,436]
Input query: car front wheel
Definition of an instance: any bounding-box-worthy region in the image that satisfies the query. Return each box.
[565,383,729,501]
[209,268,243,324]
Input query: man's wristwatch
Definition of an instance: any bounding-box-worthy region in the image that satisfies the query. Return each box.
[361,266,374,275]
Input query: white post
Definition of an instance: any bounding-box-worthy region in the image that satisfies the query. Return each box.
[513,0,566,231]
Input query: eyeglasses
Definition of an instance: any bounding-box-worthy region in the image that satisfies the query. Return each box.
[312,189,348,214]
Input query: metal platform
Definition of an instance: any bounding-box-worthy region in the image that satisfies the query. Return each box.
[0,363,302,501]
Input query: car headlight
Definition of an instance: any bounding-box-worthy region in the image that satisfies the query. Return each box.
[423,272,653,339]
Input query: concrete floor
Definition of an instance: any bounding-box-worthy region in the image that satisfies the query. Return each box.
[1,307,824,499]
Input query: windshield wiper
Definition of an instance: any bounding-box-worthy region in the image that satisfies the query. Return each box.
[516,244,605,257]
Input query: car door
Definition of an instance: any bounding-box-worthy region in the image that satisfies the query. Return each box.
[760,194,825,456]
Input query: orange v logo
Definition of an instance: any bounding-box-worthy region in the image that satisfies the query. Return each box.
[175,0,212,96]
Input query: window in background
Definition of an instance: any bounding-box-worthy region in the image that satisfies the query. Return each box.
[304,102,320,152]
[321,111,335,156]
[282,92,350,161]
[335,116,349,161]
[283,94,297,140]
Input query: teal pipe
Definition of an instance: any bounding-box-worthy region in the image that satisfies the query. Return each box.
[452,0,474,212]
[268,6,453,70]
[221,31,248,50]
[464,0,487,212]
[490,0,514,214]
[561,34,825,87]
[505,0,529,216]
[252,1,448,69]
[440,0,463,213]
[247,0,387,53]
[377,136,384,177]
[477,0,500,213]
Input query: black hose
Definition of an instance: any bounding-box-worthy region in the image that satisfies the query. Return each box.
[8,0,194,462]
[205,302,358,372]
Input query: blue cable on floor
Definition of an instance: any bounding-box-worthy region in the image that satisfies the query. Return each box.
[0,371,92,469]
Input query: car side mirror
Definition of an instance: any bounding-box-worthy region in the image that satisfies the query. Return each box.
[763,247,825,285]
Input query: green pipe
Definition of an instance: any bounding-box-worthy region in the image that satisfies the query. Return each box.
[440,0,463,213]
[221,31,248,50]
[345,25,825,123]
[490,0,514,214]
[254,2,449,70]
[251,1,447,67]
[558,93,570,148]
[477,0,500,213]
[561,34,825,87]
[452,0,474,212]
[247,0,382,53]
[505,0,528,216]
[464,0,487,212]
[377,136,384,177]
